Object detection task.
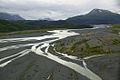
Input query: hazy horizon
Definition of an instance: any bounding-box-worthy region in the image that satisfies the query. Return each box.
[0,0,119,20]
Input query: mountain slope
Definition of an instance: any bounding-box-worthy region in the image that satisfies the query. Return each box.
[0,19,92,33]
[67,9,120,24]
[0,19,31,32]
[0,12,24,20]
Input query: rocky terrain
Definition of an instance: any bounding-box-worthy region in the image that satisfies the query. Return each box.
[53,25,120,80]
[54,26,120,58]
[0,25,119,80]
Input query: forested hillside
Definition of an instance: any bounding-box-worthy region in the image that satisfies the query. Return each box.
[0,19,92,33]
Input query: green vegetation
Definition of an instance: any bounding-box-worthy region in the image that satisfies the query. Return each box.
[0,19,31,32]
[110,24,120,34]
[0,29,49,38]
[54,39,89,57]
[54,28,120,58]
[54,40,112,58]
[112,39,120,45]
[83,43,112,56]
[112,24,120,28]
[0,19,92,37]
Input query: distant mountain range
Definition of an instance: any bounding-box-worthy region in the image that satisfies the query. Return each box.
[39,18,54,21]
[0,9,120,24]
[67,9,120,24]
[0,12,24,20]
[1,9,120,33]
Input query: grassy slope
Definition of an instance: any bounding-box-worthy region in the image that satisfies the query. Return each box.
[109,24,120,34]
[54,25,120,58]
[0,20,30,32]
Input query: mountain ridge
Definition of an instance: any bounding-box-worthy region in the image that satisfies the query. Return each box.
[0,9,120,24]
[66,9,120,24]
[0,12,25,20]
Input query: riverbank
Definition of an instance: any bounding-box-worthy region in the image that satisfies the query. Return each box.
[51,25,120,80]
[0,19,92,38]
[0,25,119,80]
[0,29,95,80]
[86,53,120,80]
[54,25,120,58]
[0,29,51,39]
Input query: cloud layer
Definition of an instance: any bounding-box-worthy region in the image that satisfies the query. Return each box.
[0,0,119,20]
[117,0,120,6]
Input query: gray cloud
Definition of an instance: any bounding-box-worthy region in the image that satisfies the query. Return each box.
[116,0,120,6]
[0,0,119,20]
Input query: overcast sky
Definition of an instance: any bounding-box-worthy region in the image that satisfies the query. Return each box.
[0,0,119,20]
